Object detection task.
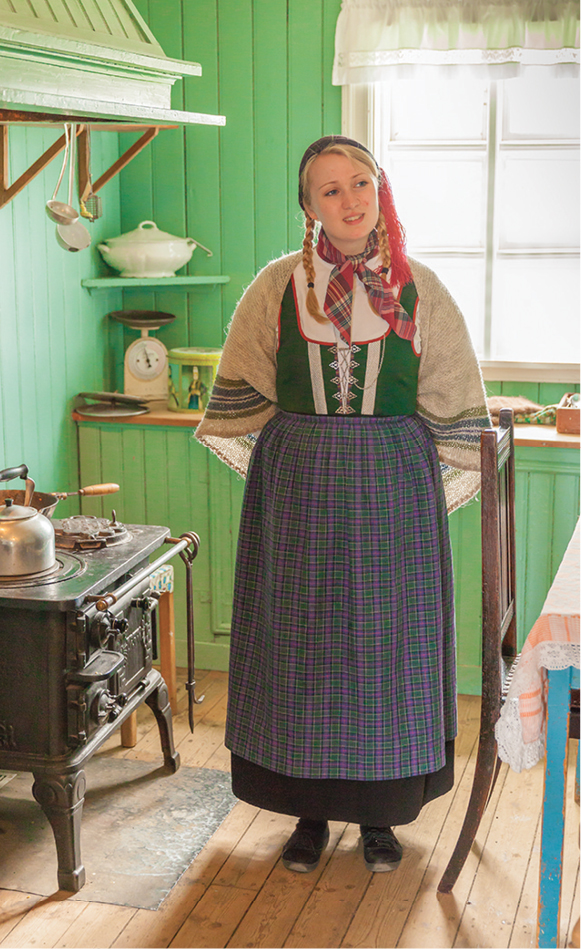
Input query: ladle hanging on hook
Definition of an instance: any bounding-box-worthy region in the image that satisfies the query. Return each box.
[46,125,79,226]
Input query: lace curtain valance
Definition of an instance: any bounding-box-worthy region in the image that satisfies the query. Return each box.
[332,0,580,82]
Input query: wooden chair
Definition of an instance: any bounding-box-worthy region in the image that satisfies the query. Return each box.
[438,407,519,894]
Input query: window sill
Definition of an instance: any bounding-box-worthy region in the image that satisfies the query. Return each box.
[480,362,580,383]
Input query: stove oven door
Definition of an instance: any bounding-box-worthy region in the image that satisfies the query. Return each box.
[67,577,158,745]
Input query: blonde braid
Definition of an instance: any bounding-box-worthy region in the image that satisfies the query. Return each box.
[302,214,328,324]
[376,210,392,276]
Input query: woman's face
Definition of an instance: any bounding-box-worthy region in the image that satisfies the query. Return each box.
[304,152,379,255]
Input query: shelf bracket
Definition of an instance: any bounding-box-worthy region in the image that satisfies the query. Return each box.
[0,124,84,210]
[0,118,165,211]
[77,126,160,197]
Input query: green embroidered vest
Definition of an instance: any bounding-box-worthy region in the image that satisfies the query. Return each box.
[276,277,420,416]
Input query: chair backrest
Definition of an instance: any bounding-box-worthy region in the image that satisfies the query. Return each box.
[438,407,519,894]
[480,406,518,728]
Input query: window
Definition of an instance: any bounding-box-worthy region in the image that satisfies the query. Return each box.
[344,73,580,366]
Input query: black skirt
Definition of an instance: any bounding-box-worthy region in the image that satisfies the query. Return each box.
[231,741,454,826]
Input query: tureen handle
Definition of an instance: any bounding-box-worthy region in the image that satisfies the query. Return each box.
[187,238,213,257]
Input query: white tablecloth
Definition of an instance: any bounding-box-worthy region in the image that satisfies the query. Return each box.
[495,521,580,772]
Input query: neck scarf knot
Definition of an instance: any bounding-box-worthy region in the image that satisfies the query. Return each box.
[316,230,416,346]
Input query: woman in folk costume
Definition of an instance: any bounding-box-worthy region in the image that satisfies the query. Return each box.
[196,135,490,873]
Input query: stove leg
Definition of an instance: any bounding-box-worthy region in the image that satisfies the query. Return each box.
[145,679,180,773]
[32,769,86,892]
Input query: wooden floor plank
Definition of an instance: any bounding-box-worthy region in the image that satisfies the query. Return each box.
[0,894,86,948]
[451,759,545,949]
[508,814,542,949]
[56,903,136,948]
[169,885,256,949]
[282,823,370,949]
[171,723,229,770]
[0,892,46,944]
[565,870,580,949]
[213,810,307,893]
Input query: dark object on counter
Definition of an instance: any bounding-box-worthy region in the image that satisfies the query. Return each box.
[556,392,580,435]
[75,391,150,417]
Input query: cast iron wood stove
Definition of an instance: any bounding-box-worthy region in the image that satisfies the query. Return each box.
[0,518,200,892]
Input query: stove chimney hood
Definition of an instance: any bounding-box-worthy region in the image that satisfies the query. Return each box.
[0,0,224,128]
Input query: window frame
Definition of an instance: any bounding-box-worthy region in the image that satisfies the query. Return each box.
[341,82,580,383]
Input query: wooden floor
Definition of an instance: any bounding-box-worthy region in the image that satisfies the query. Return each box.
[0,669,578,949]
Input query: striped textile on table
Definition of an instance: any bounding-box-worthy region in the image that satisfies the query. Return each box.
[225,410,456,782]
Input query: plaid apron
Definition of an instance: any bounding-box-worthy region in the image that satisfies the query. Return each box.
[224,286,457,782]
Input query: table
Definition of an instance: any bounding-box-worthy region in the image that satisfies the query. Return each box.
[495,521,580,949]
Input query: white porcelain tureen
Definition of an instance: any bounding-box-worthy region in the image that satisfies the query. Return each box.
[97,221,213,278]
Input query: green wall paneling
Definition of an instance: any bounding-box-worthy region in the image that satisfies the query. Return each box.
[0,123,123,496]
[515,445,580,642]
[253,0,291,266]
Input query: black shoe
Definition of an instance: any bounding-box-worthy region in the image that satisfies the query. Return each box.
[360,825,403,872]
[282,819,330,873]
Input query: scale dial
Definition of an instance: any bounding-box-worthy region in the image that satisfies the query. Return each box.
[124,336,169,403]
[126,338,167,380]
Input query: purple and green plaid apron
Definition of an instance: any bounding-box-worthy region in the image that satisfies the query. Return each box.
[225,278,456,782]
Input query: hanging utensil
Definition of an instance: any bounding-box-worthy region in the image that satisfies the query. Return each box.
[55,125,91,252]
[46,125,79,225]
[79,126,103,222]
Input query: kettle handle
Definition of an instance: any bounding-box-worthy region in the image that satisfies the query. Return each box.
[0,464,28,483]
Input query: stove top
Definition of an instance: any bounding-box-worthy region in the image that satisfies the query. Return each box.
[53,514,131,551]
[0,524,170,610]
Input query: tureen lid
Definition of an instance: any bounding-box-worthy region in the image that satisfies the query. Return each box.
[103,221,186,245]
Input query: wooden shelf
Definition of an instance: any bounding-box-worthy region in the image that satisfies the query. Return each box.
[81,275,230,289]
[73,408,202,427]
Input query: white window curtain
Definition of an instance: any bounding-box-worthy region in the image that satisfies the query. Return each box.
[332,0,580,83]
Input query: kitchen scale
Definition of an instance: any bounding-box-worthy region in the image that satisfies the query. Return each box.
[109,310,176,406]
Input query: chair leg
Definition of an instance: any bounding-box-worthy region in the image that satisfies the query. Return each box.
[437,735,498,894]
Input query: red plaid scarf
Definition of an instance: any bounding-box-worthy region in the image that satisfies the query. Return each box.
[316,230,416,345]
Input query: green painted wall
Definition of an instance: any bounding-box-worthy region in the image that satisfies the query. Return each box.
[0,126,123,500]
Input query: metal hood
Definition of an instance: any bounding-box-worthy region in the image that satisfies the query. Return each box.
[0,0,224,127]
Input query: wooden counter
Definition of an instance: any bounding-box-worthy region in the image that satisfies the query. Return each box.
[73,408,203,427]
[73,409,580,450]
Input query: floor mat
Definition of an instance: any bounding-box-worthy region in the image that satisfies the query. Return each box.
[0,757,237,909]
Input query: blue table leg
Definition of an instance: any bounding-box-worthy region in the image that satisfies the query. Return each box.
[537,666,580,949]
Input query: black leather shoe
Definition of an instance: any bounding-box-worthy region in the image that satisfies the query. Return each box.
[360,825,403,871]
[282,819,330,873]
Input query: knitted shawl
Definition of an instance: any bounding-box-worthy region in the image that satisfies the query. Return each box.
[195,252,491,513]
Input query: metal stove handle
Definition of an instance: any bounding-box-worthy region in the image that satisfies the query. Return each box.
[87,535,192,612]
